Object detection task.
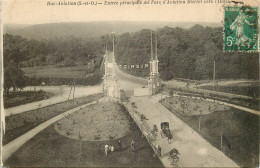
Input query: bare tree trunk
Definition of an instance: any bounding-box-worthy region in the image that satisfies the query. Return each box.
[6,88,10,97]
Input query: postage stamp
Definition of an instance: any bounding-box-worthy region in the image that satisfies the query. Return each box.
[224,6,258,52]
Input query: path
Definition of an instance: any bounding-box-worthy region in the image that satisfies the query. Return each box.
[108,52,239,167]
[4,85,102,116]
[113,55,259,115]
[163,80,257,100]
[128,95,238,167]
[2,99,101,162]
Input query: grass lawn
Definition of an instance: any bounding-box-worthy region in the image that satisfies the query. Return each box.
[5,102,163,167]
[3,93,103,145]
[169,88,259,110]
[199,82,259,98]
[22,65,102,86]
[4,90,53,109]
[22,65,92,79]
[161,97,259,167]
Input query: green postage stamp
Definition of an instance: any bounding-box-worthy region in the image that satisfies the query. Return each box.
[224,6,258,52]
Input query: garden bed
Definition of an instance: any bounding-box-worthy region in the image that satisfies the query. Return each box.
[55,102,131,141]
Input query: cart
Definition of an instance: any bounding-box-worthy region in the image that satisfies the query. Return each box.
[160,122,170,138]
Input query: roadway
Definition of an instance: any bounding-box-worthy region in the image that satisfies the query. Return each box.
[108,52,238,167]
[2,51,253,167]
[112,51,259,116]
[4,85,103,117]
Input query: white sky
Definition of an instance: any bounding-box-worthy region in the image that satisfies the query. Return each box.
[2,0,259,25]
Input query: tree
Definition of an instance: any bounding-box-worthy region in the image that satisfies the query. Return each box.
[4,66,12,96]
[3,35,29,95]
[114,25,259,81]
[15,69,27,91]
[4,65,27,95]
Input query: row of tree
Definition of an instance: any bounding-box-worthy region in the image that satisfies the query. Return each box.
[3,24,259,95]
[115,25,259,80]
[3,34,104,95]
[4,34,103,67]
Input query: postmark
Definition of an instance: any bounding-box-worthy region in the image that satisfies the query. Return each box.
[224,5,258,52]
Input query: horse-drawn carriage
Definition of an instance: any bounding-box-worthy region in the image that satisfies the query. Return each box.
[160,122,172,143]
[160,122,170,137]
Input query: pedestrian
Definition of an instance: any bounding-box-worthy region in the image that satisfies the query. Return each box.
[105,144,108,156]
[111,145,114,152]
[118,140,122,151]
[131,140,135,154]
[131,144,135,154]
[131,139,135,149]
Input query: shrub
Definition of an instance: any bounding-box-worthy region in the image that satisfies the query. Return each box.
[94,135,101,140]
[169,148,180,167]
[109,135,114,140]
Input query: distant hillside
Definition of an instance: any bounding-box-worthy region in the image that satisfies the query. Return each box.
[3,21,221,40]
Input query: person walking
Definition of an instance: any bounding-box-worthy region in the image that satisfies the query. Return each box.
[131,140,135,154]
[111,145,114,152]
[132,144,135,154]
[131,139,135,149]
[105,144,108,156]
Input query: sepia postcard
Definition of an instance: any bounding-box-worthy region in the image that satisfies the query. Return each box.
[1,0,259,167]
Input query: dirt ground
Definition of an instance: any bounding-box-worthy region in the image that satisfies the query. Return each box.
[5,103,163,167]
[55,102,131,141]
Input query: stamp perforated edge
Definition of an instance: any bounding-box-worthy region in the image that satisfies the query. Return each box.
[222,3,259,53]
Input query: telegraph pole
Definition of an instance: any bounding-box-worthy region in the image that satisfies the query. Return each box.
[113,33,115,55]
[73,78,76,99]
[213,61,215,91]
[79,132,82,156]
[150,30,153,95]
[221,111,223,150]
[34,62,36,92]
[112,32,115,59]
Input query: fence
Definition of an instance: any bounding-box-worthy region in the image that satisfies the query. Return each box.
[121,102,160,157]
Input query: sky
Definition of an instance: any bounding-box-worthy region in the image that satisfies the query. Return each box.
[2,0,259,25]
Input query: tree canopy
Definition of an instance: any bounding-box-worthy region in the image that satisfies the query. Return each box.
[3,34,104,94]
[115,25,259,80]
